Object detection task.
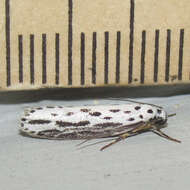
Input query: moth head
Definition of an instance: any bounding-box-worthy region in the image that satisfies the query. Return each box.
[153,109,168,128]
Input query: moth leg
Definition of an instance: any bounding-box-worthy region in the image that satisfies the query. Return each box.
[151,129,181,143]
[77,138,116,150]
[76,135,116,147]
[100,136,126,151]
[100,123,151,151]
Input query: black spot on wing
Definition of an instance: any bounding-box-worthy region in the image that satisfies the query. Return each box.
[28,120,51,124]
[66,112,74,116]
[124,111,131,114]
[37,129,61,137]
[57,131,101,139]
[103,117,112,120]
[147,109,153,114]
[57,132,78,139]
[157,109,162,114]
[109,109,120,113]
[77,121,90,126]
[135,106,141,110]
[51,113,58,116]
[30,110,35,113]
[93,122,122,128]
[89,112,101,116]
[46,106,55,108]
[56,121,72,127]
[36,107,43,110]
[139,115,143,119]
[21,118,26,121]
[56,120,90,127]
[128,118,135,121]
[80,109,91,112]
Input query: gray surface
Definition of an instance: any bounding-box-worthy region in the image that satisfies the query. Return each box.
[0,89,190,190]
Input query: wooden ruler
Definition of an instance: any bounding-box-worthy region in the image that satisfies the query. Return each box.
[0,0,190,90]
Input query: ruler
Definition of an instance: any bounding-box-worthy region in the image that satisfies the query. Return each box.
[0,0,190,90]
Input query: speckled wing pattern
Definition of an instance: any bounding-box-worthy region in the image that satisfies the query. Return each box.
[20,103,166,140]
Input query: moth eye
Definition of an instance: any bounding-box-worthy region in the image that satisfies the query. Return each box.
[157,109,162,114]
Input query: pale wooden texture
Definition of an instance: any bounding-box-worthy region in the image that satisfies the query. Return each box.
[0,0,190,90]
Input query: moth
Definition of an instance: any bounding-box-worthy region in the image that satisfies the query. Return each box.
[20,100,181,151]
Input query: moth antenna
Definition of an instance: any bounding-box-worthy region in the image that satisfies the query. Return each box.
[77,138,115,150]
[76,139,91,147]
[107,98,163,109]
[168,113,176,117]
[151,129,181,143]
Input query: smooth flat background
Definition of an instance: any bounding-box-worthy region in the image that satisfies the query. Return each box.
[0,86,190,190]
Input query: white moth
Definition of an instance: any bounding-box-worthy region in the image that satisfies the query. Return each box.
[20,101,181,150]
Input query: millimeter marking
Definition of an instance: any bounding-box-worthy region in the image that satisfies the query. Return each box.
[30,34,34,84]
[18,35,23,83]
[80,32,85,85]
[140,31,146,84]
[104,31,109,84]
[178,29,184,80]
[128,0,135,84]
[5,0,11,86]
[116,31,121,83]
[154,30,159,83]
[42,34,47,84]
[92,32,97,84]
[55,33,60,85]
[165,29,171,82]
[68,0,73,85]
